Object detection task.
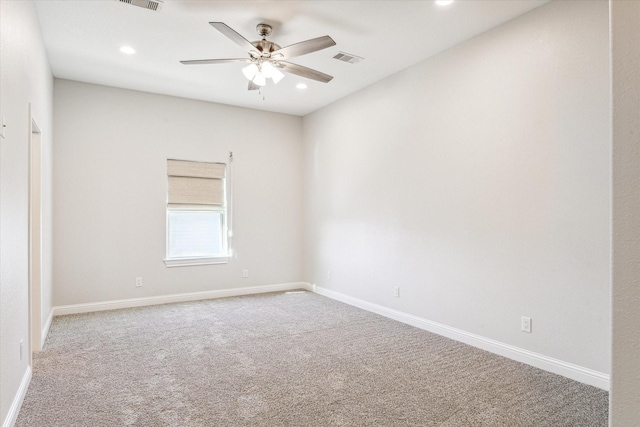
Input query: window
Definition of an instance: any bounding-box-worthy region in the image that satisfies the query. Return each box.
[164,159,231,267]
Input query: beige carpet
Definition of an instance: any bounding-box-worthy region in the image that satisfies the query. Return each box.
[16,291,608,426]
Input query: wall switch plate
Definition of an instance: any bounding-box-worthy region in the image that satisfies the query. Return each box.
[242,269,249,278]
[394,286,400,298]
[135,277,143,287]
[0,115,6,139]
[521,316,532,333]
[328,271,332,280]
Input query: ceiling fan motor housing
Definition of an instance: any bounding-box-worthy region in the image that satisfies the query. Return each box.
[253,24,280,54]
[252,39,281,54]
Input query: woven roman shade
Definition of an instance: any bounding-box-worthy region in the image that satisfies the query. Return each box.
[167,159,226,206]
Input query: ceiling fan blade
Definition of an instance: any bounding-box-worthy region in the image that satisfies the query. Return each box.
[278,62,333,83]
[271,36,336,59]
[180,58,251,65]
[209,22,258,54]
[248,80,260,91]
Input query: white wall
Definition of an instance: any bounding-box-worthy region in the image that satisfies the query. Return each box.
[53,80,303,306]
[302,0,610,376]
[0,0,54,424]
[611,1,640,424]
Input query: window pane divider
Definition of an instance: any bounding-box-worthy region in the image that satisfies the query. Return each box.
[167,204,226,211]
[164,256,230,267]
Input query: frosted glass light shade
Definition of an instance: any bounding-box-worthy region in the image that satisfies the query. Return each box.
[261,62,276,78]
[242,63,259,80]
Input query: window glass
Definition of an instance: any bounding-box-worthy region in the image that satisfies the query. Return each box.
[167,211,224,258]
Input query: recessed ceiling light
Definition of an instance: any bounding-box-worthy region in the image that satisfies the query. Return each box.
[296,83,308,90]
[119,46,136,55]
[436,0,454,5]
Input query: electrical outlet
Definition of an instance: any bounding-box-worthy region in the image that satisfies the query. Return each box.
[394,286,400,298]
[20,340,23,360]
[521,316,532,333]
[312,283,316,292]
[242,269,249,278]
[135,277,143,287]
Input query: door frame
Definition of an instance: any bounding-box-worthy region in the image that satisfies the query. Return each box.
[28,105,43,360]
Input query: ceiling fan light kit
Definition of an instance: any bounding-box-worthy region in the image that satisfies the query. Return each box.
[181,22,336,91]
[242,61,285,87]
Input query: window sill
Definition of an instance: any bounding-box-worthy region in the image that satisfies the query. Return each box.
[164,256,230,267]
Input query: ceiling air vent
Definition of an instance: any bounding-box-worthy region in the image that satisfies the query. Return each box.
[118,0,163,12]
[333,52,364,64]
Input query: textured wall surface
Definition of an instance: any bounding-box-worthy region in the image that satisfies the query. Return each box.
[302,0,610,374]
[611,1,640,424]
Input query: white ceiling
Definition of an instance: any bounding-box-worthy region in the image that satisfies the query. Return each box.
[34,0,549,116]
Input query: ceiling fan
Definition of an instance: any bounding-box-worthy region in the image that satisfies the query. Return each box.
[180,22,336,91]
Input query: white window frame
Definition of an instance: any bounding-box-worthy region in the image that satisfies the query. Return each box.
[164,207,230,267]
[163,157,233,267]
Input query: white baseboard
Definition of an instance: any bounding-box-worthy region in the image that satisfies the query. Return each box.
[304,283,609,390]
[2,366,32,427]
[52,282,307,316]
[40,310,53,349]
